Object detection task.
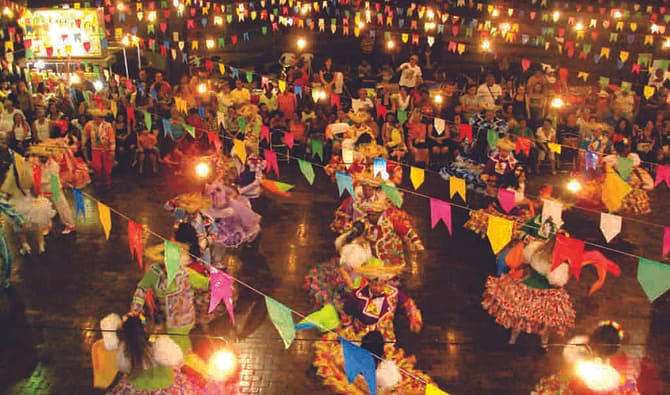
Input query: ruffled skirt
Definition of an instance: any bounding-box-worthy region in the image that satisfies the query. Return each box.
[464,205,532,239]
[304,258,348,311]
[313,328,433,395]
[106,370,197,395]
[482,274,575,336]
[11,195,56,229]
[203,198,261,248]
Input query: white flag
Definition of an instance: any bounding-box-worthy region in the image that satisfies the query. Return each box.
[542,199,564,228]
[600,213,622,243]
[434,118,446,135]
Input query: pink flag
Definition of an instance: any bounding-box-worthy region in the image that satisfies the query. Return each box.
[208,268,235,324]
[264,149,279,177]
[128,220,144,271]
[664,227,670,257]
[655,165,670,188]
[497,188,515,213]
[284,132,294,149]
[260,125,270,144]
[429,198,452,235]
[522,58,531,71]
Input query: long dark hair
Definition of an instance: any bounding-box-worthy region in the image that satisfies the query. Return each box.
[174,222,201,258]
[589,324,622,358]
[345,221,366,244]
[120,315,153,378]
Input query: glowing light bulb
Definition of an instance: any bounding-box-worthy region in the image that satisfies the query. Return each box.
[296,37,306,50]
[70,74,81,84]
[481,39,491,51]
[491,9,499,17]
[552,11,560,22]
[426,9,434,20]
[318,90,326,100]
[93,80,104,91]
[566,179,582,193]
[434,95,443,104]
[613,10,622,19]
[664,39,670,48]
[147,11,156,22]
[551,97,564,108]
[575,360,621,392]
[198,83,207,94]
[195,162,210,178]
[121,35,130,46]
[575,22,584,31]
[208,349,237,381]
[386,39,395,49]
[206,39,215,49]
[358,21,365,29]
[214,16,223,25]
[2,7,13,17]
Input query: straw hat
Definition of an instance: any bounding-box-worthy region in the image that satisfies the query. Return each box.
[238,103,258,118]
[88,108,111,118]
[27,143,58,157]
[357,143,388,159]
[356,258,405,281]
[497,137,516,152]
[174,193,211,214]
[355,171,383,187]
[348,110,371,124]
[360,199,388,213]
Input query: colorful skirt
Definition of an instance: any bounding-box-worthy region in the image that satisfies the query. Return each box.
[106,370,196,395]
[313,328,433,395]
[203,200,261,248]
[621,188,651,215]
[532,372,640,395]
[482,274,575,336]
[464,205,532,239]
[304,258,348,311]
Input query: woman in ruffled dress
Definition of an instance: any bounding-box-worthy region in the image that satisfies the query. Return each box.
[305,221,372,310]
[101,312,195,395]
[0,154,56,255]
[482,236,575,348]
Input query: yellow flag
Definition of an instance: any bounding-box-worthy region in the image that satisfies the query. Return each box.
[4,41,13,52]
[426,383,450,395]
[233,138,247,164]
[410,166,424,190]
[615,21,624,31]
[619,51,629,63]
[97,202,112,240]
[191,40,198,50]
[630,22,637,32]
[577,72,589,82]
[577,30,585,40]
[601,170,631,213]
[548,142,562,154]
[401,33,409,43]
[643,85,655,100]
[600,47,610,59]
[278,79,287,93]
[457,43,466,55]
[644,35,654,45]
[487,215,513,254]
[218,63,225,75]
[110,100,118,118]
[449,177,466,201]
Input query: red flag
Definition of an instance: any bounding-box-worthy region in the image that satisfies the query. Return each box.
[458,124,473,141]
[32,164,42,196]
[206,132,222,151]
[83,41,91,53]
[429,198,452,234]
[284,132,294,149]
[264,149,279,177]
[126,106,136,123]
[551,234,585,277]
[521,58,531,71]
[376,102,387,120]
[330,93,341,109]
[128,220,144,270]
[260,125,270,144]
[515,136,531,156]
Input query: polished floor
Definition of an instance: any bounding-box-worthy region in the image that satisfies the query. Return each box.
[0,163,668,395]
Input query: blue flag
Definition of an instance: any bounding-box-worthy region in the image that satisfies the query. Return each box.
[73,188,86,220]
[198,105,205,120]
[340,337,376,395]
[294,85,302,97]
[162,118,173,138]
[335,172,355,199]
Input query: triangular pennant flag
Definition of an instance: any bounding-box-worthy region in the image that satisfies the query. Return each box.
[295,304,340,331]
[548,142,562,154]
[298,159,315,185]
[164,240,181,286]
[487,129,499,149]
[144,111,152,132]
[433,118,446,135]
[497,188,515,213]
[73,188,86,220]
[272,181,294,193]
[232,138,247,163]
[208,268,235,324]
[410,166,424,189]
[260,125,270,144]
[381,184,403,208]
[487,215,513,254]
[426,383,450,395]
[183,124,195,138]
[616,156,634,180]
[264,149,279,177]
[664,227,670,257]
[97,202,112,240]
[551,234,585,276]
[264,296,295,349]
[373,157,387,179]
[284,132,294,149]
[397,110,408,124]
[542,199,563,227]
[429,198,452,234]
[50,174,60,202]
[340,337,376,394]
[128,220,144,270]
[311,140,323,161]
[450,177,466,201]
[600,213,622,243]
[655,165,670,188]
[637,258,670,302]
[602,170,631,212]
[335,171,355,198]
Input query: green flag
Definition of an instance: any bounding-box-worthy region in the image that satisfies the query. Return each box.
[144,111,152,132]
[487,129,499,150]
[397,110,408,125]
[274,181,294,192]
[616,157,634,180]
[298,159,315,185]
[296,304,340,332]
[164,240,181,286]
[50,174,60,202]
[637,258,670,302]
[183,124,195,138]
[311,140,323,161]
[381,184,403,208]
[264,296,295,349]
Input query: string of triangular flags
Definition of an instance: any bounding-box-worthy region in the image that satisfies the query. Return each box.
[68,188,450,394]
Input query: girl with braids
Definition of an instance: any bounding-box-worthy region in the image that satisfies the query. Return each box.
[305,220,372,310]
[100,313,196,394]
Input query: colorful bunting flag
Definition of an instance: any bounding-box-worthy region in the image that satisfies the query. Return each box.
[73,188,86,220]
[298,159,315,185]
[664,227,670,257]
[637,258,670,302]
[450,177,466,201]
[311,139,323,161]
[381,184,403,208]
[164,240,181,286]
[97,202,111,240]
[542,199,563,227]
[429,198,452,234]
[340,337,377,394]
[265,296,295,349]
[128,220,144,270]
[232,138,247,164]
[600,213,622,243]
[602,170,631,212]
[497,188,515,213]
[264,149,279,177]
[49,174,60,202]
[654,165,670,188]
[426,383,451,395]
[410,166,424,190]
[209,267,235,324]
[487,215,513,254]
[336,171,355,198]
[551,234,585,276]
[295,303,340,331]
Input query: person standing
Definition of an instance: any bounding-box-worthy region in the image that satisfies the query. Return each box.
[83,109,116,189]
[396,55,422,91]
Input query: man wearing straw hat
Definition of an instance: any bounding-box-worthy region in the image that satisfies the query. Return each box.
[342,258,422,342]
[83,109,115,189]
